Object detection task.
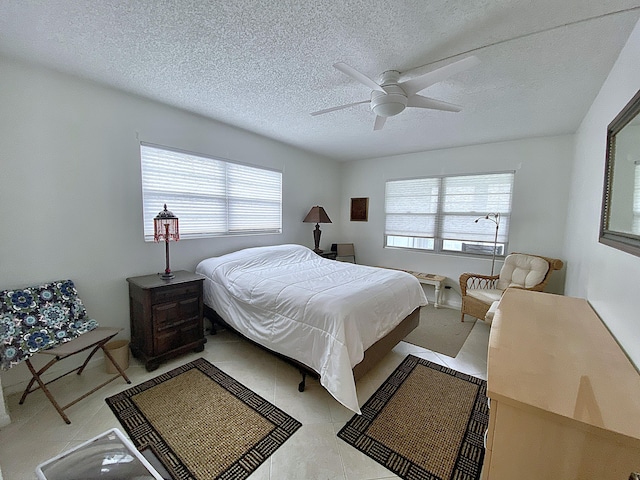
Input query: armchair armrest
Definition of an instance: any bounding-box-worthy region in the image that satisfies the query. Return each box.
[459,272,499,295]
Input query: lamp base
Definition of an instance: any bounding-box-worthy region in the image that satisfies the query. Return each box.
[160,272,175,280]
[313,224,323,254]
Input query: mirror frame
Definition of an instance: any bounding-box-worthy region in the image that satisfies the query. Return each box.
[599,89,640,257]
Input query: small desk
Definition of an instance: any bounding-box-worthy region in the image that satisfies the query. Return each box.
[381,268,446,308]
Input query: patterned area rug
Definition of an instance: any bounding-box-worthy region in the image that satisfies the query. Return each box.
[338,355,488,480]
[106,358,301,480]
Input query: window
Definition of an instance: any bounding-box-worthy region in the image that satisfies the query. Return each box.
[140,144,282,241]
[634,160,640,234]
[385,172,514,255]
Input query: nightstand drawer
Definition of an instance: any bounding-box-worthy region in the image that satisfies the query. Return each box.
[151,283,201,304]
[154,320,201,355]
[152,297,200,331]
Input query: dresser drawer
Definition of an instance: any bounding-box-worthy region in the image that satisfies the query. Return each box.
[151,283,201,304]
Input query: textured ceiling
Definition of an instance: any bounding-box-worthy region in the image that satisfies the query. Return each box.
[1,1,639,161]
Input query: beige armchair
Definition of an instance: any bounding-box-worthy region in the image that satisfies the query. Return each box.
[459,253,563,322]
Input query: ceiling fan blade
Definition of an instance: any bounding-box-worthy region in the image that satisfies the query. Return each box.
[407,94,462,112]
[334,62,386,93]
[310,100,370,116]
[373,115,386,130]
[400,56,480,96]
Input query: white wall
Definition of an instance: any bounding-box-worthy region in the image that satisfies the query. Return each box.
[564,19,640,367]
[339,135,574,306]
[0,57,340,393]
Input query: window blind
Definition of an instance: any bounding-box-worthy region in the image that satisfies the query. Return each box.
[634,161,640,234]
[440,173,513,243]
[385,177,440,237]
[384,172,514,253]
[140,144,282,240]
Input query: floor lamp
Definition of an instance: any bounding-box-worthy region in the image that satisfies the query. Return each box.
[474,213,500,276]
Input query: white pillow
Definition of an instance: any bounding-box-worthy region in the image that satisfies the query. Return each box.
[497,254,549,290]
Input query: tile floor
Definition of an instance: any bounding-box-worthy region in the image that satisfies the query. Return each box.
[0,308,490,480]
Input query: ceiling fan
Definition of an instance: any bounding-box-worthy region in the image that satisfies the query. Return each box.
[311,56,480,130]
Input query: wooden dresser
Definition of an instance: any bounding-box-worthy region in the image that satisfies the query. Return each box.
[126,271,205,371]
[484,288,640,480]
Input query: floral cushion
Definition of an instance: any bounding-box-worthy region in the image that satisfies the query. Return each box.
[0,280,98,370]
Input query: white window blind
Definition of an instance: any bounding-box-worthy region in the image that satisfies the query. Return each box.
[385,172,514,254]
[385,178,440,237]
[140,144,282,241]
[634,161,640,234]
[441,173,513,244]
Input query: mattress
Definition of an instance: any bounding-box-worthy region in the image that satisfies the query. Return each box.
[195,244,427,413]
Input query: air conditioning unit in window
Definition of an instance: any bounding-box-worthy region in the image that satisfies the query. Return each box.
[462,243,504,255]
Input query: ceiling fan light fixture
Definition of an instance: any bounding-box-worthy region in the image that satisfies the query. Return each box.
[370,88,408,117]
[371,102,406,117]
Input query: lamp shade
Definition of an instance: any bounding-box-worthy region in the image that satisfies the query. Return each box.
[153,204,179,242]
[303,206,332,224]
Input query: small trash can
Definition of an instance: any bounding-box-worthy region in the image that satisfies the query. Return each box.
[104,340,130,374]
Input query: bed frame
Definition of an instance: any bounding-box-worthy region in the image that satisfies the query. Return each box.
[203,305,420,392]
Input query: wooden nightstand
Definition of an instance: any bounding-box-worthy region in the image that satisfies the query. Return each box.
[126,271,205,371]
[318,251,337,260]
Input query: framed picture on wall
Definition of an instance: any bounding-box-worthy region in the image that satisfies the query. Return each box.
[350,197,369,222]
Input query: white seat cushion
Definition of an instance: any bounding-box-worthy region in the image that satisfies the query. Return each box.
[497,254,548,290]
[484,300,500,324]
[467,288,503,304]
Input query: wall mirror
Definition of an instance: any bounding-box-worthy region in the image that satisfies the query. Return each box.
[600,89,640,256]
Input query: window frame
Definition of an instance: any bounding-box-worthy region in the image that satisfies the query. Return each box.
[384,171,515,257]
[140,142,283,241]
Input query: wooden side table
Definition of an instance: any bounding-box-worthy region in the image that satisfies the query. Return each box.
[318,251,337,260]
[408,271,446,308]
[126,271,205,371]
[379,267,446,308]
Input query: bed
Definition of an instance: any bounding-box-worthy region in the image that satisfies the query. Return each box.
[195,244,428,413]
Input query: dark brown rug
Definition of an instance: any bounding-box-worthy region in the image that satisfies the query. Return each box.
[106,358,301,480]
[338,355,488,480]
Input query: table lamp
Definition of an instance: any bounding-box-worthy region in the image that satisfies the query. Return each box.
[303,206,331,253]
[154,204,179,280]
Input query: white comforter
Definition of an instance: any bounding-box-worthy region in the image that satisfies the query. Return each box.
[195,244,427,413]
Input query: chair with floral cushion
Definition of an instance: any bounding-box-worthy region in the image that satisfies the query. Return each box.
[459,253,563,322]
[0,279,130,424]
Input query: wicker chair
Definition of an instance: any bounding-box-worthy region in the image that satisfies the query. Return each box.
[459,253,563,322]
